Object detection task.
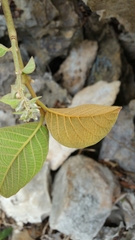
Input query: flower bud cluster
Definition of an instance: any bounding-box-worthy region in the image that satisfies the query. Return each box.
[15,97,40,122]
[13,84,40,122]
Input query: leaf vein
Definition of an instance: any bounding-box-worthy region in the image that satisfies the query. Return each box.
[78,118,101,137]
[68,117,84,142]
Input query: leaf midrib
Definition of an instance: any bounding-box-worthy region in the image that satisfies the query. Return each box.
[0,122,42,189]
[46,106,120,118]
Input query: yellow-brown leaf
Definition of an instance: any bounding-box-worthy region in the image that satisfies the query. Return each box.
[45,104,121,148]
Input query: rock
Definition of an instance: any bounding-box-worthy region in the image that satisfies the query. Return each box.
[84,11,109,42]
[106,205,123,227]
[32,0,59,28]
[0,162,51,225]
[129,99,135,116]
[47,134,76,170]
[11,229,33,240]
[14,0,79,70]
[0,15,6,38]
[87,0,135,33]
[33,72,70,108]
[83,0,88,4]
[88,36,121,84]
[99,106,135,172]
[49,155,120,240]
[55,40,98,95]
[42,72,70,107]
[0,109,15,127]
[96,225,135,240]
[119,33,135,62]
[14,0,59,30]
[70,80,121,107]
[94,223,124,240]
[0,53,15,97]
[117,63,135,105]
[120,193,135,230]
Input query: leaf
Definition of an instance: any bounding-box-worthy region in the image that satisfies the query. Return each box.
[22,56,35,74]
[0,93,21,109]
[0,122,49,197]
[45,104,121,148]
[0,44,8,57]
[0,228,12,240]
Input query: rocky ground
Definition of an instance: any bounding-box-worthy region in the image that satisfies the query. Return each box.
[0,0,135,240]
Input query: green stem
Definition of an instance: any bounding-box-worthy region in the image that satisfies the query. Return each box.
[1,0,49,112]
[25,80,49,112]
[1,0,16,38]
[1,0,23,71]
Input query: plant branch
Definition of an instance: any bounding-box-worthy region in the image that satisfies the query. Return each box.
[25,78,49,112]
[1,0,23,71]
[1,0,48,113]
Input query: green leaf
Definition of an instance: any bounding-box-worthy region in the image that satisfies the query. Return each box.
[0,44,9,57]
[0,122,49,197]
[0,93,21,109]
[0,228,13,240]
[0,228,12,240]
[22,57,36,74]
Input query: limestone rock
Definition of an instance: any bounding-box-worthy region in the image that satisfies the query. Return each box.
[129,99,135,116]
[84,11,110,43]
[88,36,121,84]
[47,134,76,170]
[49,155,120,240]
[0,15,6,38]
[42,72,70,108]
[0,109,15,127]
[0,162,51,225]
[14,0,58,30]
[120,194,135,229]
[99,106,135,172]
[55,40,98,95]
[11,229,33,240]
[117,63,135,105]
[14,0,79,69]
[87,0,135,33]
[119,33,135,62]
[94,223,124,240]
[70,80,121,107]
[0,53,15,97]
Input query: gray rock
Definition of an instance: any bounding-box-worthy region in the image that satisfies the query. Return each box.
[70,80,121,107]
[87,0,135,33]
[49,155,120,240]
[28,72,70,108]
[42,72,70,108]
[55,40,98,95]
[120,193,135,229]
[118,64,135,105]
[0,15,6,38]
[94,223,124,240]
[99,106,135,172]
[84,12,109,42]
[95,226,135,240]
[14,0,79,70]
[0,109,15,127]
[88,36,121,84]
[119,33,135,62]
[0,53,15,97]
[129,99,135,116]
[105,205,124,227]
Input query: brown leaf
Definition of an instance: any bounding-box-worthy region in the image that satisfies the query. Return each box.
[45,104,121,148]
